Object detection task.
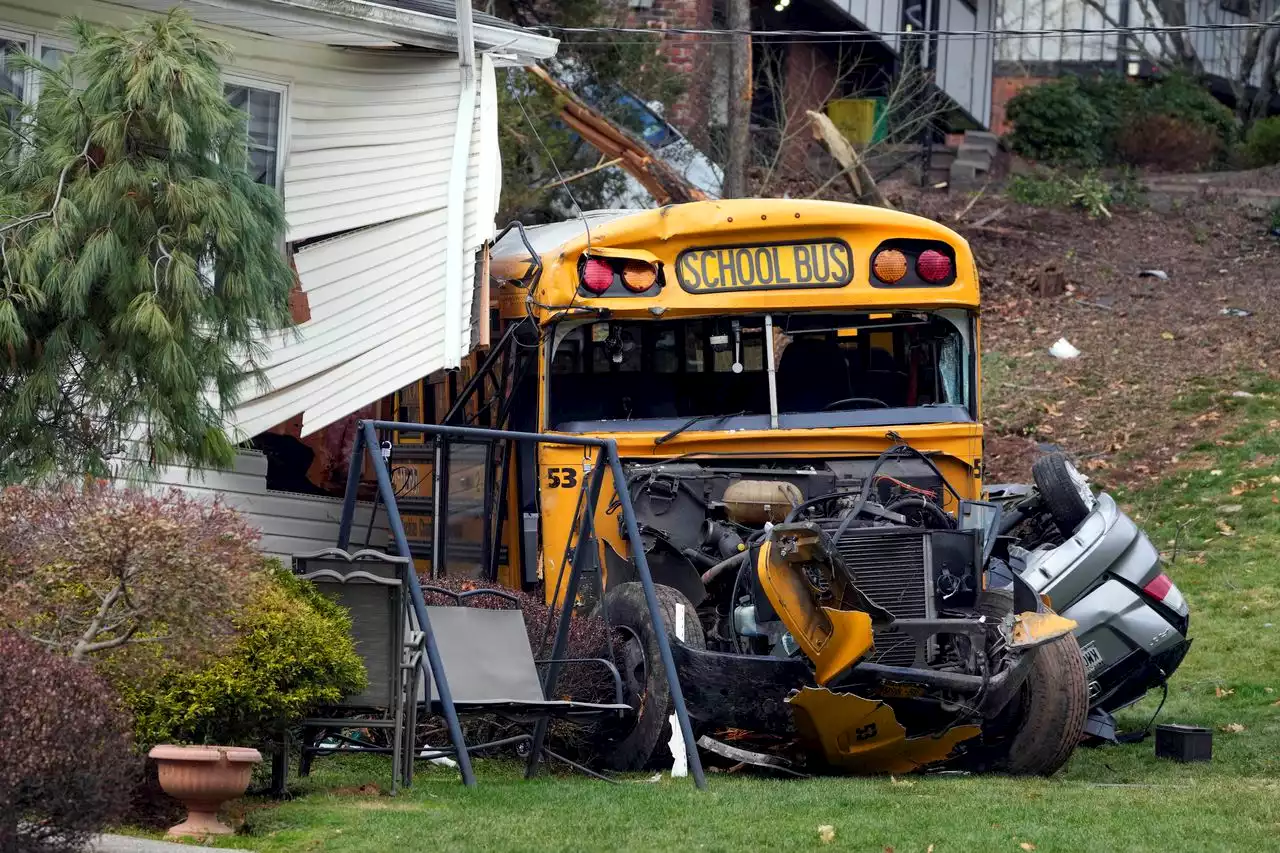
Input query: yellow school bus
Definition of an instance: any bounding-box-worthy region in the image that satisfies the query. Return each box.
[477,199,1085,776]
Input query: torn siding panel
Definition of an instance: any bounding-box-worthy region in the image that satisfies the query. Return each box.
[283,59,464,243]
[233,47,501,438]
[230,210,449,438]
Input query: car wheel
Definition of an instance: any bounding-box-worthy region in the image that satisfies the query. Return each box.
[598,582,705,771]
[1032,453,1096,537]
[974,589,1089,776]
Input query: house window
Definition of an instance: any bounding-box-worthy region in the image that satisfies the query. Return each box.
[224,78,286,191]
[0,28,74,120]
[0,36,27,103]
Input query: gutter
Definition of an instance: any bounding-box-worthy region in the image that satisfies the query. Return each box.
[200,0,558,59]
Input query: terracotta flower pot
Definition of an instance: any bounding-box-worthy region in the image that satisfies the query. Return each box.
[148,745,262,838]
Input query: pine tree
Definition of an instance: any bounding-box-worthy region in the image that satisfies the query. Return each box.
[0,11,294,482]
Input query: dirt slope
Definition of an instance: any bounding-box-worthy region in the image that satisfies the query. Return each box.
[917,194,1280,486]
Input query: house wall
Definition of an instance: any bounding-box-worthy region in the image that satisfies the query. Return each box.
[146,450,389,561]
[996,0,1277,87]
[933,0,997,128]
[0,0,500,441]
[834,0,904,53]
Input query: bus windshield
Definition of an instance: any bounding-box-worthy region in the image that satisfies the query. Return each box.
[547,310,973,433]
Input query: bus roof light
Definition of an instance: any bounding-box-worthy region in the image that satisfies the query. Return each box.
[917,249,952,283]
[621,260,659,292]
[582,258,615,293]
[873,249,908,283]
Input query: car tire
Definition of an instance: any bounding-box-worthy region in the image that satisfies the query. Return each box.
[598,582,705,771]
[974,589,1089,776]
[1032,453,1095,537]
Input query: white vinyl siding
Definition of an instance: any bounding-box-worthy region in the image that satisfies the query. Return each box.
[936,0,995,127]
[282,58,464,242]
[997,0,1279,87]
[0,0,504,440]
[149,450,389,559]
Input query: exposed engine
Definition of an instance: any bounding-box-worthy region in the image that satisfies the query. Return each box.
[616,450,999,675]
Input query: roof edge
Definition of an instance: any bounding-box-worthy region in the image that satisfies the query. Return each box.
[237,0,558,59]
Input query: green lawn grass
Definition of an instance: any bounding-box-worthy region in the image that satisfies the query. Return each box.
[148,383,1280,853]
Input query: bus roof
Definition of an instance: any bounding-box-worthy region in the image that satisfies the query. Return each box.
[491,200,979,317]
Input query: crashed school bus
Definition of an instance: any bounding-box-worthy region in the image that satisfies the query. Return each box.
[465,198,1090,775]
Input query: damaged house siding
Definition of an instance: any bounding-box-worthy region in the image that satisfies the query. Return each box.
[228,52,500,438]
[1,0,524,556]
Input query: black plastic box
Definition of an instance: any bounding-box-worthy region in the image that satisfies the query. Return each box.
[1155,724,1212,763]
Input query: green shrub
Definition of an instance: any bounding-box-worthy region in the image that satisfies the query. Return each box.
[120,562,366,748]
[1005,78,1103,166]
[1006,73,1236,169]
[1245,116,1280,166]
[1076,74,1140,160]
[1140,73,1236,147]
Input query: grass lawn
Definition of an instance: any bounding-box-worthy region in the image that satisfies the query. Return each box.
[145,383,1280,853]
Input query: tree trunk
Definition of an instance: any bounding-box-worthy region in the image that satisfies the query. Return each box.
[723,0,752,198]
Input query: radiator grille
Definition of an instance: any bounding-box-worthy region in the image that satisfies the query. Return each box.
[819,524,931,667]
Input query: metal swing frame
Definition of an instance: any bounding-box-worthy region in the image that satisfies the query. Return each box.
[336,418,708,789]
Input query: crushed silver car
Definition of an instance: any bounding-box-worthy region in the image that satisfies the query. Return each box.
[988,455,1191,739]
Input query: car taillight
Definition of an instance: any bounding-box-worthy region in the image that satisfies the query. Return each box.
[916,249,952,283]
[872,249,908,283]
[1143,573,1173,602]
[582,258,614,294]
[621,260,658,292]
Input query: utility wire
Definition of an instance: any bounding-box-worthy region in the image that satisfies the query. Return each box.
[538,21,1280,39]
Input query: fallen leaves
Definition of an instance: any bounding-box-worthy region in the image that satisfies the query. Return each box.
[1215,686,1235,699]
[1220,723,1246,734]
[1216,519,1235,536]
[818,825,835,844]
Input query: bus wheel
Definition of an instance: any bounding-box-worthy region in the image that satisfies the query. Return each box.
[599,582,704,771]
[974,589,1089,775]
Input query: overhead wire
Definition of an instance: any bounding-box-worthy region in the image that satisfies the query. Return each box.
[538,21,1280,39]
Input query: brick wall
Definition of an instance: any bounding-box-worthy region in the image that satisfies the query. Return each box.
[990,75,1052,137]
[613,0,716,141]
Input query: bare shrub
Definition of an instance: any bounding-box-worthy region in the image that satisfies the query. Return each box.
[1115,114,1223,172]
[0,631,137,853]
[0,482,262,680]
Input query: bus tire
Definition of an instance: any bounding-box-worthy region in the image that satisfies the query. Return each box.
[975,589,1088,775]
[599,582,705,771]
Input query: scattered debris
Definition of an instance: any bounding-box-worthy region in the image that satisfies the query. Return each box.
[1049,338,1081,359]
[1220,723,1246,734]
[696,735,809,778]
[1231,390,1255,398]
[1139,269,1169,280]
[1214,686,1235,698]
[1216,519,1235,536]
[1161,331,1176,340]
[1219,504,1243,513]
[1020,842,1038,851]
[818,825,836,844]
[1219,307,1253,317]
